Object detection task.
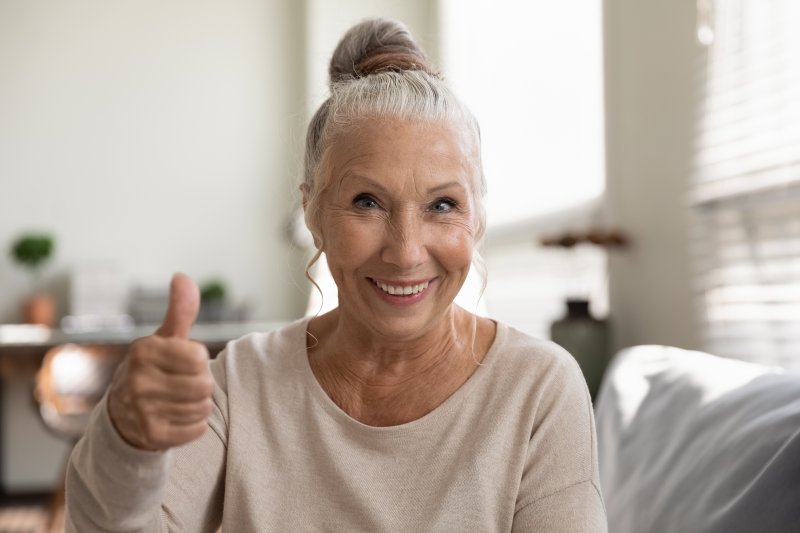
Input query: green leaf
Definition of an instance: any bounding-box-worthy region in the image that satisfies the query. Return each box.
[10,234,54,271]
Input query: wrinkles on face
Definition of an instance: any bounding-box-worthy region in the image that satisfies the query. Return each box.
[325,173,474,245]
[314,117,480,345]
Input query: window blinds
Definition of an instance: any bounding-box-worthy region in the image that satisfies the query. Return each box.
[692,0,800,368]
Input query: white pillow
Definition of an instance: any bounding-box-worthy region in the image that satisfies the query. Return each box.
[595,345,800,533]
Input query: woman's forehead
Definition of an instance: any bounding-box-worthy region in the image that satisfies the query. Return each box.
[329,117,477,186]
[338,116,469,150]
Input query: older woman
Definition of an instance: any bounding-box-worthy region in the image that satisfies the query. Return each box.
[66,18,606,532]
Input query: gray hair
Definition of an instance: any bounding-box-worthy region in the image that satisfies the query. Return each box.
[302,18,486,248]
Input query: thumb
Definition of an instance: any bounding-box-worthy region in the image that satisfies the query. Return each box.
[156,273,200,339]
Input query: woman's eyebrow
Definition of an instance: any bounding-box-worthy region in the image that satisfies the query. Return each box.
[340,174,389,193]
[427,181,467,194]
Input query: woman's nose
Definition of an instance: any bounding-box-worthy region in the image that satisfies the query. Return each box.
[381,211,428,269]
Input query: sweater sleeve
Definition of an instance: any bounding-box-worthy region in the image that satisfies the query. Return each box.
[512,480,606,532]
[64,360,229,533]
[511,349,607,532]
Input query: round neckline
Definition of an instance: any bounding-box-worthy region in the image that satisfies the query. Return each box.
[296,317,505,435]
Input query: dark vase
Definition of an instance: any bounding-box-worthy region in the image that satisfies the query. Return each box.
[550,299,610,401]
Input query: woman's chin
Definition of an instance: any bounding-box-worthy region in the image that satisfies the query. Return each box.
[364,303,457,341]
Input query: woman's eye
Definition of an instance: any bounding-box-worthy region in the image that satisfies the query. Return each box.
[431,198,457,213]
[353,194,379,209]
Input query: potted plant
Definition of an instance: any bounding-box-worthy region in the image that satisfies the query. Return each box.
[10,232,56,326]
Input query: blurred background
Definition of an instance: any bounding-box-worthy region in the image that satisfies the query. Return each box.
[1,0,798,526]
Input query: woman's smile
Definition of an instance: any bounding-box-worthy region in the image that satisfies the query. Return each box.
[368,276,437,306]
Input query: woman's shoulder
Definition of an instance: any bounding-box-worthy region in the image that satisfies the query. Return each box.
[489,321,587,393]
[211,318,309,380]
[493,321,578,369]
[223,318,308,353]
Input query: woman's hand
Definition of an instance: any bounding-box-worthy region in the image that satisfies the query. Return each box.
[107,273,215,451]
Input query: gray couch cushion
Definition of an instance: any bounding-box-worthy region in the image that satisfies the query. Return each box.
[595,345,800,533]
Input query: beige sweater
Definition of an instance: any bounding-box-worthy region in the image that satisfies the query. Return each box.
[66,319,606,532]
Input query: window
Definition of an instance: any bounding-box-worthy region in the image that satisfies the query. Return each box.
[691,0,800,368]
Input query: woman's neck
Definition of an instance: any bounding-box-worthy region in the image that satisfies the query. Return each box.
[307,306,493,426]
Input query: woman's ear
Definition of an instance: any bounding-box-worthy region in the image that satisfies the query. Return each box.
[300,183,310,211]
[299,183,322,250]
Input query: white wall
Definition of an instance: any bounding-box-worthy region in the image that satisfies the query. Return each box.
[0,0,307,491]
[0,0,309,325]
[604,0,701,351]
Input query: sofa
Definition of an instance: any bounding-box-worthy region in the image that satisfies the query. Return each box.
[595,345,800,533]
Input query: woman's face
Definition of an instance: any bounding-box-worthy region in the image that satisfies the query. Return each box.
[316,117,480,340]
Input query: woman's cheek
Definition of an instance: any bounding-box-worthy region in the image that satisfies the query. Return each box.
[438,216,476,242]
[434,222,475,263]
[326,217,383,259]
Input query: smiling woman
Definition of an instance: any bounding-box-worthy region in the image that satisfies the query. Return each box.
[65,18,607,532]
[311,119,478,342]
[304,117,490,428]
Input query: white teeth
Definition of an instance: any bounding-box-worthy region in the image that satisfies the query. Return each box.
[375,280,430,296]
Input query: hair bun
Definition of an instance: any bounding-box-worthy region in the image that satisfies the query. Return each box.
[329,18,437,87]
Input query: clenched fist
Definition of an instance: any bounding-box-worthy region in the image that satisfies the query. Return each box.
[108,273,215,451]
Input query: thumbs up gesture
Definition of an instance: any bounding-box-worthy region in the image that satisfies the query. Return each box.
[107,273,215,451]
